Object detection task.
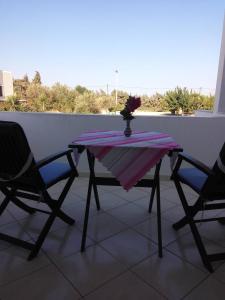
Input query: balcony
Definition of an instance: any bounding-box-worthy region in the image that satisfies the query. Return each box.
[0,111,225,299]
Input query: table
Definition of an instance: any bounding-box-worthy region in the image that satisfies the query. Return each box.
[70,130,181,257]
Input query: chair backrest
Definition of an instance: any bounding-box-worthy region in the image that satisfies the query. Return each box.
[0,121,43,189]
[202,142,225,199]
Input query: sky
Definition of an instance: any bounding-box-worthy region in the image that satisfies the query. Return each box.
[1,0,225,95]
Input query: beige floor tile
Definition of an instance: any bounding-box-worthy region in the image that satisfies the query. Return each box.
[100,228,157,267]
[72,184,105,200]
[0,246,50,286]
[74,187,129,212]
[0,221,33,252]
[0,210,16,227]
[1,177,224,298]
[17,212,74,239]
[63,198,99,222]
[162,204,186,223]
[107,202,151,226]
[166,232,225,272]
[55,245,126,296]
[134,215,190,246]
[184,277,225,300]
[134,195,178,214]
[160,180,174,190]
[109,186,147,202]
[133,250,207,300]
[160,185,196,205]
[0,221,31,246]
[41,225,94,263]
[94,190,129,211]
[199,220,225,247]
[77,212,128,242]
[212,262,225,284]
[6,200,45,221]
[85,271,165,300]
[0,265,81,300]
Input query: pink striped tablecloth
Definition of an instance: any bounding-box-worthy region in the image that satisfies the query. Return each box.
[72,130,180,191]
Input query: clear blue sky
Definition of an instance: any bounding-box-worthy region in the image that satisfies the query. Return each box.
[1,0,224,94]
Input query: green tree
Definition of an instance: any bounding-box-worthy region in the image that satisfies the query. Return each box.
[140,93,166,112]
[187,92,214,113]
[33,71,42,85]
[6,95,20,111]
[23,74,29,83]
[75,85,89,94]
[164,87,190,114]
[13,75,30,99]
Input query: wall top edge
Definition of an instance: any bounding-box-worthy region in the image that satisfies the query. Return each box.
[0,111,223,119]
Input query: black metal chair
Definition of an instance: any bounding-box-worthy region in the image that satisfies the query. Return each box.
[0,121,78,260]
[171,143,225,272]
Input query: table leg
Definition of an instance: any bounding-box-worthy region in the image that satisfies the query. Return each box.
[149,159,164,213]
[155,160,163,257]
[148,174,156,213]
[81,149,100,252]
[90,154,100,210]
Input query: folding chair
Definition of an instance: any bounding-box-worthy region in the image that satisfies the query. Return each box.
[171,143,225,272]
[0,121,78,260]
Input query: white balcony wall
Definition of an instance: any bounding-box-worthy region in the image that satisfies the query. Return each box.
[0,112,224,177]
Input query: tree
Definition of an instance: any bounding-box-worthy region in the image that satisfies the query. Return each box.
[33,71,42,85]
[23,74,29,83]
[164,87,190,114]
[6,95,20,111]
[75,85,89,94]
[13,76,30,99]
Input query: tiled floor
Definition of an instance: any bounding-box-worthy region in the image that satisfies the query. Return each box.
[0,177,225,299]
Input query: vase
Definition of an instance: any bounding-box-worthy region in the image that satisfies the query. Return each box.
[124,119,132,137]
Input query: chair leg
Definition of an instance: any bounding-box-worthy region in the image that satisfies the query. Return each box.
[11,197,36,214]
[55,209,75,225]
[173,196,202,230]
[174,179,213,272]
[47,202,75,225]
[28,211,57,260]
[28,175,76,260]
[0,197,10,215]
[1,188,35,214]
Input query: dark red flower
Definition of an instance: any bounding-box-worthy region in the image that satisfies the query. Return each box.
[126,96,141,112]
[120,96,141,120]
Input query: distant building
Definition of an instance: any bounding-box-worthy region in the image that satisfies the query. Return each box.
[0,71,13,101]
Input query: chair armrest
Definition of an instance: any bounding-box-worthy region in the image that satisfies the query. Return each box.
[35,149,73,169]
[175,152,214,176]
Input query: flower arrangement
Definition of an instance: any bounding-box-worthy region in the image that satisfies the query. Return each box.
[120,96,141,137]
[120,96,141,120]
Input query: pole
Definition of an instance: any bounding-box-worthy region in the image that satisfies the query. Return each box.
[115,70,118,107]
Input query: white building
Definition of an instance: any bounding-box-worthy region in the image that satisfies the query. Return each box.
[0,70,13,101]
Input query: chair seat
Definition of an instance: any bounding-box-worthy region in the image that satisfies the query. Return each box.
[40,162,72,187]
[178,168,207,192]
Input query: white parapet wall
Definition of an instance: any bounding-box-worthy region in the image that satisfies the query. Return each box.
[0,111,224,178]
